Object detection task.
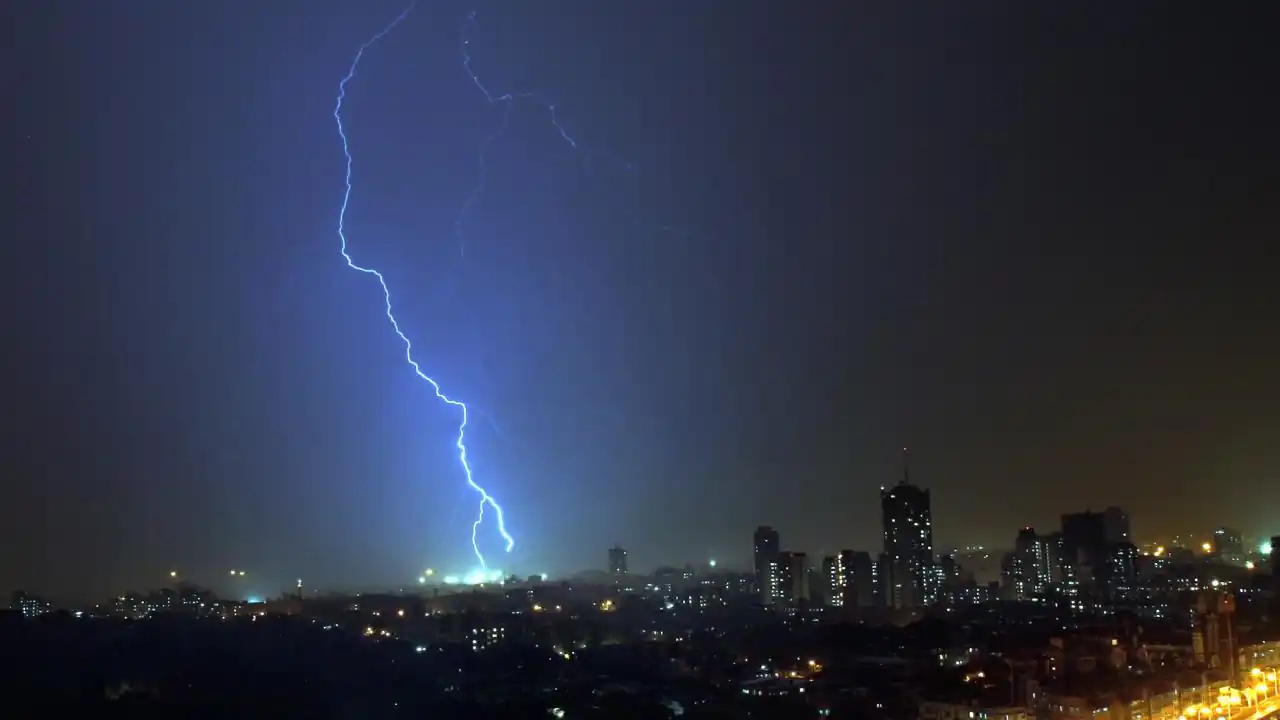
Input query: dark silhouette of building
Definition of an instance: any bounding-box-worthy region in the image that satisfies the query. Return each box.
[844,550,877,607]
[1061,510,1107,569]
[881,448,935,608]
[1212,527,1243,561]
[753,525,779,604]
[1102,506,1130,544]
[607,545,628,576]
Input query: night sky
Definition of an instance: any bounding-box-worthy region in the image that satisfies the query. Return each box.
[4,1,1278,603]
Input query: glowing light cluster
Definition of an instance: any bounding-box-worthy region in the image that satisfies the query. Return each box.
[441,568,505,586]
[332,2,524,570]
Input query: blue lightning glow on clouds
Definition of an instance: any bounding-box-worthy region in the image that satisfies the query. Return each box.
[333,1,514,570]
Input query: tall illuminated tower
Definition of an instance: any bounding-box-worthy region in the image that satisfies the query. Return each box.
[880,448,935,609]
[753,525,780,604]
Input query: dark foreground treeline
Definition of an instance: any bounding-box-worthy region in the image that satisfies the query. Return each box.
[0,613,681,719]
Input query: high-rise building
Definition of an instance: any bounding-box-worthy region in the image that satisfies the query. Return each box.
[1213,527,1243,561]
[770,551,810,605]
[937,554,958,602]
[10,591,50,618]
[822,554,846,607]
[1043,531,1070,584]
[608,545,628,576]
[881,449,936,608]
[1012,526,1051,598]
[753,525,780,604]
[1102,506,1131,544]
[1107,542,1139,589]
[844,550,876,607]
[1061,510,1108,569]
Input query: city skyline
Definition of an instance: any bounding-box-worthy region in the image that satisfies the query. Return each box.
[5,1,1279,603]
[7,450,1280,604]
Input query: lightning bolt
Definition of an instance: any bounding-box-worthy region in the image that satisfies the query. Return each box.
[454,10,579,257]
[333,1,514,571]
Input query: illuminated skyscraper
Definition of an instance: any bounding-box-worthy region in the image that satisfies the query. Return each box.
[1012,526,1051,598]
[753,525,780,604]
[771,551,810,605]
[880,449,936,608]
[822,554,846,607]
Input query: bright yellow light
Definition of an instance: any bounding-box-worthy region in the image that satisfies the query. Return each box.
[1154,546,1166,557]
[1256,684,1267,693]
[1202,542,1212,552]
[532,603,544,612]
[1253,668,1264,676]
[397,609,405,618]
[424,568,434,576]
[1246,561,1256,570]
